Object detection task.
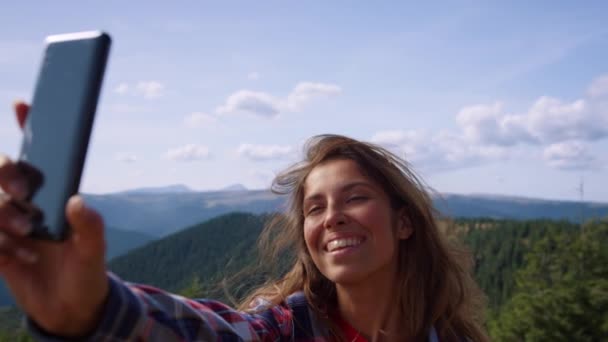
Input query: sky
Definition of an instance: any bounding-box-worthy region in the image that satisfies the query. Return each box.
[0,1,607,202]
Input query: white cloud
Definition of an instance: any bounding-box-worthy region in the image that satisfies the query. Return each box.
[371,130,429,159]
[164,144,209,162]
[527,96,599,142]
[247,72,260,80]
[136,81,164,99]
[371,75,608,173]
[238,143,293,161]
[371,130,411,146]
[455,75,608,147]
[434,131,508,166]
[456,102,535,146]
[587,74,608,98]
[114,83,129,95]
[115,153,138,163]
[249,169,275,186]
[184,112,217,128]
[285,82,342,112]
[131,169,144,177]
[216,82,341,118]
[114,81,165,99]
[543,141,599,170]
[371,129,508,172]
[216,90,281,117]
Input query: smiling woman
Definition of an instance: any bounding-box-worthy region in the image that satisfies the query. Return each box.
[302,159,412,287]
[235,135,490,341]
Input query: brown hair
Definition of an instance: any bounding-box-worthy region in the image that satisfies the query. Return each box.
[238,134,488,341]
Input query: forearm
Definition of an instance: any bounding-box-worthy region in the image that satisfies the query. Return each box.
[27,272,290,341]
[27,273,145,341]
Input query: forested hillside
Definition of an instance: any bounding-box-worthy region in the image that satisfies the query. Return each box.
[109,212,267,297]
[489,221,608,340]
[458,219,581,309]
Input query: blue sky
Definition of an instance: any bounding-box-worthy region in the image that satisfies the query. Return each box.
[1,1,607,202]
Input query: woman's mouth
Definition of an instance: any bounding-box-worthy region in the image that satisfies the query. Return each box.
[325,237,364,252]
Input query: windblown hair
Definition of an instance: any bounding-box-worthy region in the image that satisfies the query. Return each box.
[238,134,488,341]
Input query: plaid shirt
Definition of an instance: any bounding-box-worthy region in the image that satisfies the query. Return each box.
[29,273,440,341]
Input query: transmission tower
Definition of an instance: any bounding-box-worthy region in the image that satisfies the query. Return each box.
[577,176,585,230]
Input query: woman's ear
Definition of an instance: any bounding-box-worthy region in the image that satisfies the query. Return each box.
[396,209,413,240]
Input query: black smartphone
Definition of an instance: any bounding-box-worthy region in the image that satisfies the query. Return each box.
[16,31,111,241]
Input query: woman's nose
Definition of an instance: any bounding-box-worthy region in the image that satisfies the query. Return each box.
[323,203,348,229]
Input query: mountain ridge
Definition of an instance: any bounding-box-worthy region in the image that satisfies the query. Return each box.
[83,189,608,238]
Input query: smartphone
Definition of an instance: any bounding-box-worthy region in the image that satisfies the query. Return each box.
[15,31,111,241]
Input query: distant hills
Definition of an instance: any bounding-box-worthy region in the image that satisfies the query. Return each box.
[434,193,608,222]
[83,187,282,237]
[119,184,193,195]
[119,183,248,194]
[85,185,608,237]
[221,184,249,192]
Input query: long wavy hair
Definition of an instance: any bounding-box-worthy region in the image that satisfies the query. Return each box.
[237,134,488,341]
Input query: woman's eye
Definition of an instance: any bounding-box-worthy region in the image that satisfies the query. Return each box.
[306,206,323,216]
[347,195,367,203]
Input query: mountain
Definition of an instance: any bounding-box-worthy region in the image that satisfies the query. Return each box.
[434,193,608,222]
[85,189,608,238]
[0,227,155,307]
[119,184,193,194]
[221,184,248,192]
[108,212,266,298]
[83,190,283,237]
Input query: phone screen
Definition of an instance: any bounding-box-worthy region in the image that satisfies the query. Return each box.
[19,32,110,240]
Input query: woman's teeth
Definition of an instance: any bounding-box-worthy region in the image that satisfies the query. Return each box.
[326,238,363,252]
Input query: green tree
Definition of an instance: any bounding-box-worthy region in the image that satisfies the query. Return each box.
[0,330,34,342]
[178,275,206,298]
[490,221,608,341]
[461,218,579,310]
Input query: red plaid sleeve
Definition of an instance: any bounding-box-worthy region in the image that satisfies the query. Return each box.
[28,273,296,341]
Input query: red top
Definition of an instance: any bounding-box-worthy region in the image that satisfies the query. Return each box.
[334,313,369,342]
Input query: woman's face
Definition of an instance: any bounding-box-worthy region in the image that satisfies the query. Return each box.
[302,158,412,285]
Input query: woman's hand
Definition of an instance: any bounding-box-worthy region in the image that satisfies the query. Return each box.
[0,101,109,337]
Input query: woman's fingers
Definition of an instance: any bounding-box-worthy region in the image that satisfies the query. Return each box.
[66,195,106,262]
[0,155,29,201]
[0,231,38,266]
[0,194,33,237]
[14,101,29,130]
[0,103,38,268]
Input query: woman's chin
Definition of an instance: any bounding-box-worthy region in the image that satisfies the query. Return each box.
[324,268,368,287]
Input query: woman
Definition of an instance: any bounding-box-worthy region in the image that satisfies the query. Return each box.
[0,102,488,341]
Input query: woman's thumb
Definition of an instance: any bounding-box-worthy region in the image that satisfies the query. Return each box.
[65,195,106,262]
